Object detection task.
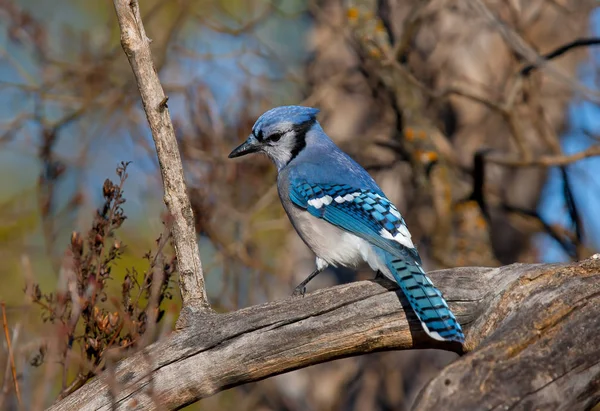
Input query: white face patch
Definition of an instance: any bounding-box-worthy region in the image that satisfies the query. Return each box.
[379,227,415,249]
[262,130,296,170]
[308,195,333,209]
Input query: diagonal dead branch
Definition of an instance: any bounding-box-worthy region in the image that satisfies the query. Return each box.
[112,0,210,311]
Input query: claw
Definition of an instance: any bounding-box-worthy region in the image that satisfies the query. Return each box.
[291,267,323,298]
[292,286,306,298]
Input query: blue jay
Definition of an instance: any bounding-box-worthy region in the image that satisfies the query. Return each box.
[229,106,464,344]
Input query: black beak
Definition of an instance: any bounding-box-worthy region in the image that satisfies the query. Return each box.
[228,135,261,158]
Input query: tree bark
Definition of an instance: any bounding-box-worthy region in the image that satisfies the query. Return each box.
[112,0,210,311]
[49,259,600,410]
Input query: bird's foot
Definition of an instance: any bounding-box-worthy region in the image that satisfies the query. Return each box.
[291,284,307,298]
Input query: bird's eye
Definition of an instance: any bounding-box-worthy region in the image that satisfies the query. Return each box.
[268,132,284,142]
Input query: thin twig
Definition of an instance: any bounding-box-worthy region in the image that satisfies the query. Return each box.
[1,303,21,406]
[485,145,600,167]
[470,0,600,101]
[521,37,600,76]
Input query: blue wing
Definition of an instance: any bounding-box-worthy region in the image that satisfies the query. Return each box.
[289,181,421,263]
[290,181,464,343]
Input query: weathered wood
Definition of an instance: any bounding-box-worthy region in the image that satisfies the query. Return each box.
[414,259,600,411]
[48,260,600,410]
[112,0,210,311]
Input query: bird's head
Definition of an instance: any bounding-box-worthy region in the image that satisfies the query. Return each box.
[228,105,320,170]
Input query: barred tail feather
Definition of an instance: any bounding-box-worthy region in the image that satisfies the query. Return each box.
[386,256,464,343]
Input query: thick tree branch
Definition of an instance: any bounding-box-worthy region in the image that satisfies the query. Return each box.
[112,0,209,310]
[50,259,600,410]
[414,259,600,411]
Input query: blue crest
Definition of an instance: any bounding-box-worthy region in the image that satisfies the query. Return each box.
[252,106,320,139]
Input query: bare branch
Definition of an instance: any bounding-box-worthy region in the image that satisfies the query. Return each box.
[486,145,600,167]
[469,0,600,101]
[49,259,600,410]
[111,0,210,310]
[521,37,600,76]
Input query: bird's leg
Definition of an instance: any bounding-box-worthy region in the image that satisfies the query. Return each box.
[292,267,324,297]
[374,270,385,280]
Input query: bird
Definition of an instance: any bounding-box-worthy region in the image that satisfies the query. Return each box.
[228,105,464,344]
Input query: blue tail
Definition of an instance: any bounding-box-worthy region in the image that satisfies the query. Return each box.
[385,255,464,343]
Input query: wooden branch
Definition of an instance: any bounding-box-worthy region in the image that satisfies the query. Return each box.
[49,259,600,410]
[521,37,600,76]
[112,0,209,310]
[414,259,600,411]
[485,145,600,168]
[470,0,600,102]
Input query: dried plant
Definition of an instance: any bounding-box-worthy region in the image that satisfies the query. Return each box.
[29,162,175,399]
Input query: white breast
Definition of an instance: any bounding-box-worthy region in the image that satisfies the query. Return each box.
[284,203,390,276]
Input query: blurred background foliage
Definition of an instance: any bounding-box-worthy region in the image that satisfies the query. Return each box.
[0,0,599,410]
